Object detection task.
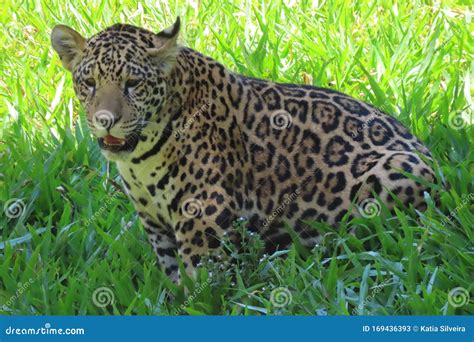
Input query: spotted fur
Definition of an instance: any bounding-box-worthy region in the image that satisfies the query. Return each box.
[51,18,436,282]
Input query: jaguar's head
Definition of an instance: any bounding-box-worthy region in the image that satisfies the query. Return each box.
[51,18,181,161]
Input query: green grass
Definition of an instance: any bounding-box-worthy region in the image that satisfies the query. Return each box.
[1,0,473,315]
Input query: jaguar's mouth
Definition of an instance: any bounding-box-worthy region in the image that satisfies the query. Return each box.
[98,134,140,153]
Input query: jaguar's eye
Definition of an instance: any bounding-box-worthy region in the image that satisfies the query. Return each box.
[125,78,142,90]
[84,78,96,89]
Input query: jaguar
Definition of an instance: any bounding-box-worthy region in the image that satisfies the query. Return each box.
[51,17,436,282]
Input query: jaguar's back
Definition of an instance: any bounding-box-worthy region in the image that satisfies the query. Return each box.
[171,54,435,250]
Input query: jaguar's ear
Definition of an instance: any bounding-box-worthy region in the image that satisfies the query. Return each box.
[149,17,181,72]
[51,25,86,72]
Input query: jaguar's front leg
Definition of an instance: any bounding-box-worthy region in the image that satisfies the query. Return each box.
[138,213,180,283]
[173,190,236,280]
